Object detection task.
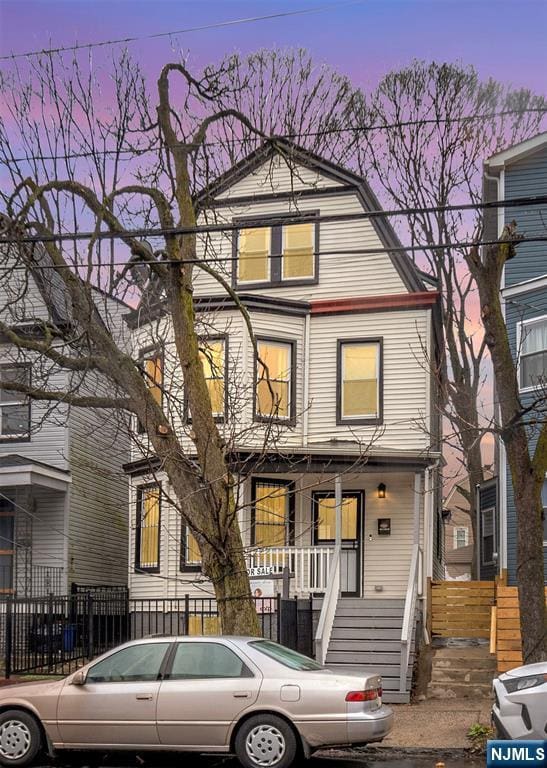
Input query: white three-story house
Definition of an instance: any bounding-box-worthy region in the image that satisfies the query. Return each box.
[124,139,443,702]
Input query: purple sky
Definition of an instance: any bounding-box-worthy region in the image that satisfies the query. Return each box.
[1,0,546,95]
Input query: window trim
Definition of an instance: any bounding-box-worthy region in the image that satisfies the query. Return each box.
[180,524,202,573]
[135,483,161,573]
[185,335,228,424]
[336,338,383,426]
[0,363,31,443]
[453,526,469,549]
[516,315,547,393]
[253,336,296,425]
[250,477,295,548]
[137,345,164,435]
[480,506,496,567]
[232,212,319,290]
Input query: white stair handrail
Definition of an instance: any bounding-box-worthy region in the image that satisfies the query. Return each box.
[399,545,422,692]
[314,546,341,664]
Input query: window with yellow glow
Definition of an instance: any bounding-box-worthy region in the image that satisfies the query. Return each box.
[184,527,202,567]
[238,227,270,283]
[136,486,160,571]
[199,339,225,417]
[256,340,292,420]
[282,222,314,279]
[340,342,379,419]
[315,495,358,542]
[252,481,292,547]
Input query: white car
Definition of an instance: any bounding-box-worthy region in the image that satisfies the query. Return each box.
[492,661,547,739]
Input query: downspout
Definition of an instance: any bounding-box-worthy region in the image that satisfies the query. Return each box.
[302,311,311,446]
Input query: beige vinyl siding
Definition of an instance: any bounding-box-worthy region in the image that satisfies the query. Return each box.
[308,309,430,450]
[216,156,344,198]
[30,489,67,574]
[193,191,408,300]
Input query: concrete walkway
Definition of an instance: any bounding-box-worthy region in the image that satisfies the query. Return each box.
[377,698,492,749]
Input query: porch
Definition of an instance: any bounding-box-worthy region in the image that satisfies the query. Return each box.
[0,456,70,597]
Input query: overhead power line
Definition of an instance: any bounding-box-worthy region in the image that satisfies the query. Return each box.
[4,108,547,164]
[0,1,362,61]
[1,192,546,246]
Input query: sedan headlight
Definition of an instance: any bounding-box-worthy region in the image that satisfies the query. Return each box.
[503,673,547,693]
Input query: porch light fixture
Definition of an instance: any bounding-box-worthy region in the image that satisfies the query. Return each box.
[377,483,386,499]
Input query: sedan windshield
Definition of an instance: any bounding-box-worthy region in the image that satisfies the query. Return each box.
[249,640,324,671]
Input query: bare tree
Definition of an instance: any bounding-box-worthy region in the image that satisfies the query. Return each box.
[466,224,546,662]
[350,61,547,571]
[0,49,363,633]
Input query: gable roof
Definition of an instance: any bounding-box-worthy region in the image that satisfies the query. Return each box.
[197,138,425,293]
[485,131,547,171]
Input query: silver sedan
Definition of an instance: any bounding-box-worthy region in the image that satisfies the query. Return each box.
[0,636,393,768]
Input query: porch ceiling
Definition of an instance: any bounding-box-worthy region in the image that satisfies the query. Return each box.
[0,454,71,491]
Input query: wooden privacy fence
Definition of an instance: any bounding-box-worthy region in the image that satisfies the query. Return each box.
[492,584,547,672]
[431,580,495,638]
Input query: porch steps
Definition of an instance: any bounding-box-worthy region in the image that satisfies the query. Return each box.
[325,598,414,704]
[427,645,495,699]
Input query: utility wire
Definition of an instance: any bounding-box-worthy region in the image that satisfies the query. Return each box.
[2,192,547,246]
[3,108,547,163]
[0,1,362,61]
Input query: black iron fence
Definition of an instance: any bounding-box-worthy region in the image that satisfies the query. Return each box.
[1,592,312,678]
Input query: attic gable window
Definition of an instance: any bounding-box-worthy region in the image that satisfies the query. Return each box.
[0,365,31,441]
[235,215,318,287]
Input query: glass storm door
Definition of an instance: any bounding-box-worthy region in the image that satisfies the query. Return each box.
[313,492,362,597]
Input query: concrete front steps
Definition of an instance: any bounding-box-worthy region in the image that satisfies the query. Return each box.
[325,598,414,704]
[427,644,496,699]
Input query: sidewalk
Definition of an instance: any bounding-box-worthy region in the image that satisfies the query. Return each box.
[378,698,492,749]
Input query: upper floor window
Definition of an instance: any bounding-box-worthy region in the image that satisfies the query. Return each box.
[199,338,226,418]
[138,349,163,434]
[255,339,295,422]
[135,485,161,572]
[481,508,495,566]
[453,527,468,549]
[181,525,202,571]
[337,339,382,425]
[236,217,316,287]
[0,365,31,441]
[519,317,547,390]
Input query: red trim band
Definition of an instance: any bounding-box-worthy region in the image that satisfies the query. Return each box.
[310,291,439,316]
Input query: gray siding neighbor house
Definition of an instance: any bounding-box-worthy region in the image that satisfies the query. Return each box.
[0,242,130,596]
[484,131,547,586]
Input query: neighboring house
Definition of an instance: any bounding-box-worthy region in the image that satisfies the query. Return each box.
[123,139,443,702]
[0,241,130,596]
[443,482,473,579]
[484,131,547,586]
[443,471,497,580]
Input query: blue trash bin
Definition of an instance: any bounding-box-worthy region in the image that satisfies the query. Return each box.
[62,624,76,652]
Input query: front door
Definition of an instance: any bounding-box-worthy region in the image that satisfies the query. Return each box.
[313,492,363,597]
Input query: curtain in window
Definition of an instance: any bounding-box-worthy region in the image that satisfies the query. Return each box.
[199,340,225,416]
[254,482,290,547]
[256,341,291,418]
[342,344,378,417]
[239,227,270,282]
[282,222,314,279]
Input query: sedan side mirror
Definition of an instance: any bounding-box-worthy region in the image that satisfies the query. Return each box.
[71,670,87,686]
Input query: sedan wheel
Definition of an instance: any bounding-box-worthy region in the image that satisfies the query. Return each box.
[0,711,41,767]
[235,715,297,768]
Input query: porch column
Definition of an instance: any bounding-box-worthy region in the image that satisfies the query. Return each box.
[335,475,342,547]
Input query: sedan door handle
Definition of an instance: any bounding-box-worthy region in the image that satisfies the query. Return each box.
[233,692,251,698]
[136,694,153,700]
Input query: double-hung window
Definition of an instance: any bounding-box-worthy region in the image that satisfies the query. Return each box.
[519,317,547,390]
[0,365,31,440]
[199,338,226,418]
[138,349,163,433]
[181,525,201,571]
[255,339,294,422]
[337,339,382,424]
[236,217,316,286]
[135,485,161,572]
[453,527,468,549]
[251,479,294,547]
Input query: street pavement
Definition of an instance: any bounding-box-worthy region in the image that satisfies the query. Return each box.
[36,750,482,768]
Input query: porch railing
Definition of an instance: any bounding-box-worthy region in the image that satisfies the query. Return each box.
[314,546,340,664]
[245,546,334,594]
[399,545,422,692]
